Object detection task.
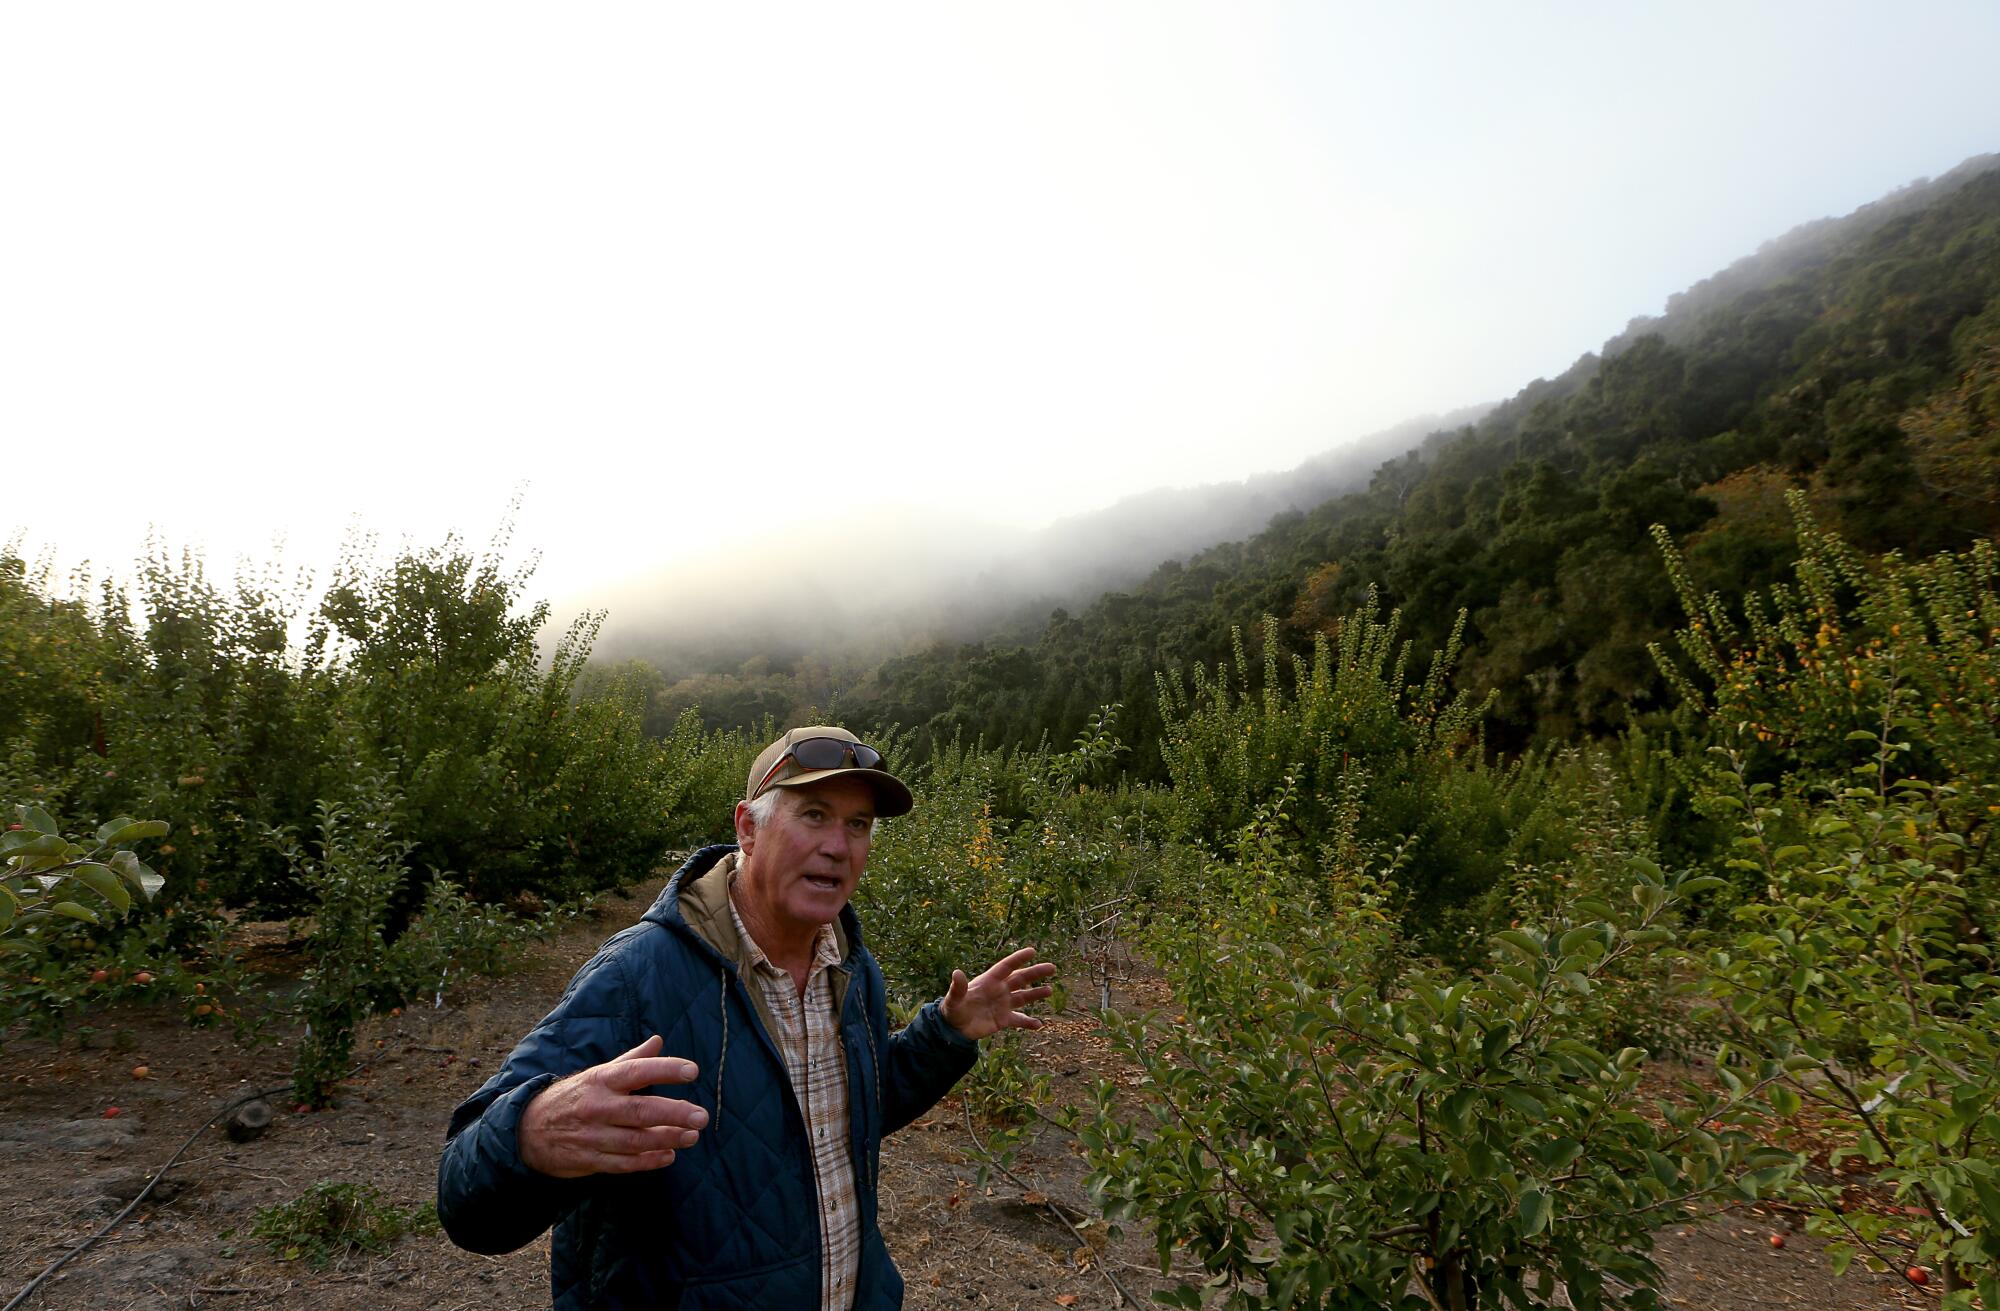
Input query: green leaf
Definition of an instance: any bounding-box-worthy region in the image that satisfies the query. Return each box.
[1736,1165,1792,1198]
[1549,1037,1610,1068]
[1519,1187,1552,1237]
[95,818,170,847]
[70,863,131,914]
[109,850,166,899]
[6,834,70,870]
[1493,929,1541,962]
[1559,925,1601,959]
[1540,1137,1584,1172]
[50,900,99,924]
[1443,1087,1479,1133]
[16,805,58,836]
[1497,1087,1546,1118]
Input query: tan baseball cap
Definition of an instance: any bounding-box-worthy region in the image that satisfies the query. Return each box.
[745,725,914,818]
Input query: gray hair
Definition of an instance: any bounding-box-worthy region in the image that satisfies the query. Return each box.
[744,789,782,829]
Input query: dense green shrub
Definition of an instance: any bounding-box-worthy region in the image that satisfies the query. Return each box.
[1479,751,1712,1060]
[0,909,250,1045]
[276,786,411,1105]
[275,772,570,1106]
[1084,795,1777,1310]
[0,530,712,920]
[318,538,694,905]
[1701,749,1998,1304]
[0,803,193,1045]
[1652,491,1999,886]
[855,739,1008,1007]
[1654,504,2000,1301]
[858,709,1139,1010]
[1156,605,1530,960]
[0,548,335,916]
[2,529,725,1068]
[0,803,166,936]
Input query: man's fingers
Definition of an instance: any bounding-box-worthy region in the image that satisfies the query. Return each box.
[1010,984,1054,1004]
[988,946,1040,976]
[1011,961,1057,984]
[611,1034,664,1064]
[595,1147,679,1174]
[587,1123,702,1155]
[609,1093,711,1132]
[600,1054,701,1093]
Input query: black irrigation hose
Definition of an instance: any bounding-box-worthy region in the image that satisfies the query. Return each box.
[3,1036,409,1311]
[1,1079,293,1311]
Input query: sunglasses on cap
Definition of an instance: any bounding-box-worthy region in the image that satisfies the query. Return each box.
[752,736,886,799]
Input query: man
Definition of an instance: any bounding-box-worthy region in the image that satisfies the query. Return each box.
[437,725,1055,1309]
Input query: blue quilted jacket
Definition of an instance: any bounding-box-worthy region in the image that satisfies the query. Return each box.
[437,845,979,1308]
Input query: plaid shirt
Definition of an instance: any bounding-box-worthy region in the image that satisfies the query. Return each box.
[727,884,859,1311]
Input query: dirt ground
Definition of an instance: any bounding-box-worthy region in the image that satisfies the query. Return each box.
[0,872,1941,1311]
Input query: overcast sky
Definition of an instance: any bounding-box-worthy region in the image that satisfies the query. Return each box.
[7,2,1998,617]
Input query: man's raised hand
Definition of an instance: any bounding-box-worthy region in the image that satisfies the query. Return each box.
[517,1035,708,1178]
[939,946,1057,1041]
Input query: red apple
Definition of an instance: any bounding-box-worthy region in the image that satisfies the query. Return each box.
[90,969,110,984]
[132,971,153,985]
[1906,1267,1928,1287]
[130,1065,149,1079]
[102,1106,121,1118]
[1768,1234,1785,1249]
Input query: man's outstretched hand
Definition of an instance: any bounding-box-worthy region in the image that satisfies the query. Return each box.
[518,1035,708,1178]
[939,947,1057,1041]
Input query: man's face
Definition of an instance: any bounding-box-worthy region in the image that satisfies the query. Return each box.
[736,776,876,942]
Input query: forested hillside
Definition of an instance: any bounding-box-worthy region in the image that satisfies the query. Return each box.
[827,153,2000,766]
[579,403,1492,737]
